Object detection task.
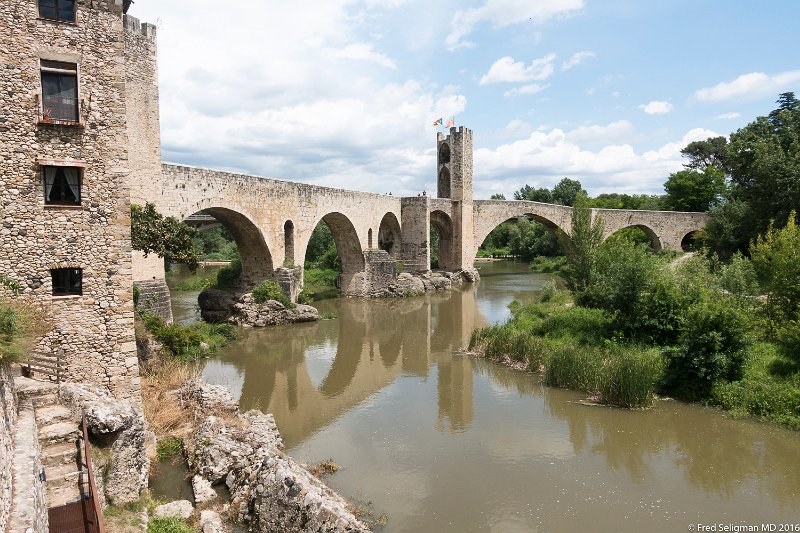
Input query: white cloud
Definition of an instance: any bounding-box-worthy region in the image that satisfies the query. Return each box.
[324,43,397,69]
[561,51,595,71]
[126,0,469,197]
[639,100,674,114]
[564,120,635,145]
[694,70,800,102]
[715,112,741,120]
[472,126,719,198]
[503,83,549,97]
[446,0,584,50]
[480,54,556,84]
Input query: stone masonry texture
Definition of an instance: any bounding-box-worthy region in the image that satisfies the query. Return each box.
[0,0,141,403]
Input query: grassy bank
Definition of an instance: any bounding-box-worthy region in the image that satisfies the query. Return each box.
[469,295,664,408]
[470,216,800,429]
[470,283,800,428]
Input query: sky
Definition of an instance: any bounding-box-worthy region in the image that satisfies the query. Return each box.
[130,0,800,199]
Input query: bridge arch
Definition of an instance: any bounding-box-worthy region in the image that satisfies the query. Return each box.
[472,209,565,264]
[605,224,662,251]
[378,212,401,258]
[318,212,364,274]
[431,210,455,270]
[186,207,273,286]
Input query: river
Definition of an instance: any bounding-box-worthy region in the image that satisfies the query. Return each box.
[166,261,800,532]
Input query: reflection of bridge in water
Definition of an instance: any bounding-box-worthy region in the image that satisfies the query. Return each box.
[203,285,486,447]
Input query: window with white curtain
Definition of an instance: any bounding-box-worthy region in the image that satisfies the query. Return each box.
[43,166,81,205]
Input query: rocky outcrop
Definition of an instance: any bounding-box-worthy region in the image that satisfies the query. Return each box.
[200,509,225,533]
[153,500,194,520]
[106,420,149,505]
[369,268,480,298]
[183,380,369,533]
[199,288,320,327]
[59,383,136,434]
[181,378,240,413]
[57,383,151,505]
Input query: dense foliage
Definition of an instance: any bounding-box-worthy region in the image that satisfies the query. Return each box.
[252,280,294,308]
[685,93,800,256]
[132,203,200,273]
[192,225,239,261]
[137,311,236,361]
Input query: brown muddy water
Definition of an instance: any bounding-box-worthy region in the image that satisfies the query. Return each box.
[165,261,800,532]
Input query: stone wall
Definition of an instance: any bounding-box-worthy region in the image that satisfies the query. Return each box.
[0,365,16,533]
[0,0,140,402]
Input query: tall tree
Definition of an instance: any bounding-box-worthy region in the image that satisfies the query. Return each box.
[562,196,605,293]
[490,193,506,200]
[680,136,729,171]
[514,185,552,203]
[551,177,586,206]
[663,166,727,212]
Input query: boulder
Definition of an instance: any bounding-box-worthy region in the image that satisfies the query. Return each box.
[186,409,367,532]
[105,421,149,505]
[199,289,320,327]
[200,510,225,533]
[58,383,135,435]
[192,475,217,504]
[153,500,193,520]
[181,378,239,413]
[198,288,238,323]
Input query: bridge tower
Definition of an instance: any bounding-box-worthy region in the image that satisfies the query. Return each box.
[437,127,474,270]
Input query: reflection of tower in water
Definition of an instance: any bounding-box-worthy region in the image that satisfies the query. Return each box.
[436,356,474,432]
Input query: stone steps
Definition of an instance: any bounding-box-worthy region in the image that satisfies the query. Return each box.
[35,404,75,426]
[38,420,80,447]
[14,374,86,510]
[47,478,86,508]
[41,441,79,469]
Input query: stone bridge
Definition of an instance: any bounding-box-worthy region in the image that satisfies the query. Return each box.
[135,127,708,303]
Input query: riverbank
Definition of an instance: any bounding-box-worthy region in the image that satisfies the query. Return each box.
[137,350,370,532]
[468,287,800,429]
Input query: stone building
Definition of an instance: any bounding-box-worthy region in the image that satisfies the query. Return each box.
[0,0,158,404]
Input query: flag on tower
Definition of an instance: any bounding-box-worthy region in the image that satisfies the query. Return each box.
[432,117,443,126]
[445,116,455,128]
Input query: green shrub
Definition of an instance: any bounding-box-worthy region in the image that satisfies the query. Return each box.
[138,312,237,361]
[173,275,214,292]
[252,280,294,308]
[147,516,193,533]
[599,348,663,408]
[718,252,759,296]
[156,437,183,460]
[529,255,568,274]
[751,211,800,329]
[538,280,557,302]
[545,345,602,391]
[133,283,140,306]
[216,259,242,288]
[297,290,314,304]
[304,268,338,289]
[534,306,612,345]
[662,298,749,400]
[712,380,800,430]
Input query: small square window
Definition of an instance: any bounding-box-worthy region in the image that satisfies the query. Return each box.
[43,166,81,205]
[38,0,76,22]
[41,61,78,123]
[51,268,82,296]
